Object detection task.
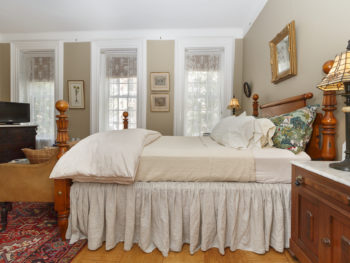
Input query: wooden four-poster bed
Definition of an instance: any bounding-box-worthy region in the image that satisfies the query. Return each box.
[53,90,338,244]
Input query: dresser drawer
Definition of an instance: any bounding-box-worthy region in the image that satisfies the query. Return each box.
[293,166,350,212]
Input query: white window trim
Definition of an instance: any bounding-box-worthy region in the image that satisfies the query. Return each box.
[174,38,234,136]
[90,39,147,134]
[10,41,64,102]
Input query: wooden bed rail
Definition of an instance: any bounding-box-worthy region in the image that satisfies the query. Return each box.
[54,101,129,240]
[252,91,337,161]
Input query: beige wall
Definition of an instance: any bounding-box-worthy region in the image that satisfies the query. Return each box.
[233,39,243,114]
[63,42,91,140]
[0,43,10,101]
[146,40,174,135]
[242,0,350,160]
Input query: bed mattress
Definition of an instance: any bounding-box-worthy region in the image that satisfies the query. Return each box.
[136,136,310,183]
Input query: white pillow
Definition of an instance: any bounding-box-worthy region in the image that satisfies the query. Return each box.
[210,112,255,149]
[210,112,275,149]
[247,118,276,149]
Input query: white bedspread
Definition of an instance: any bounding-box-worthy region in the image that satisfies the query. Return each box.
[136,136,308,183]
[136,136,255,182]
[50,129,161,183]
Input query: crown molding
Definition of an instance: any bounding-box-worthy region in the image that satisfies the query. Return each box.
[242,0,268,36]
[0,28,243,43]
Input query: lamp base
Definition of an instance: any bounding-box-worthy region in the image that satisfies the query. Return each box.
[329,159,350,171]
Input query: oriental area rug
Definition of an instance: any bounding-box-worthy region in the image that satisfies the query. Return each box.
[0,202,86,263]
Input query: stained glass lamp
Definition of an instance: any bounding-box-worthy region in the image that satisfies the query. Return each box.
[317,40,350,171]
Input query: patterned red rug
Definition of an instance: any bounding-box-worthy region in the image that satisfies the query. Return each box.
[0,202,86,263]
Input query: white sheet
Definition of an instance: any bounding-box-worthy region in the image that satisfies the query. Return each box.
[254,147,311,183]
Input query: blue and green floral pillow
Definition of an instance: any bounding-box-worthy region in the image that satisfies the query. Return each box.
[269,105,319,154]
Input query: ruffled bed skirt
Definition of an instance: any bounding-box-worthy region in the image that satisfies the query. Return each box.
[67,182,291,256]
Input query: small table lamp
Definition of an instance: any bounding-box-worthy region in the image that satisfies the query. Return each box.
[227,97,240,115]
[317,40,350,171]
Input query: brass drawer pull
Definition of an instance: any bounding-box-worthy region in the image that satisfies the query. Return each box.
[322,237,331,246]
[295,175,304,186]
[58,191,62,195]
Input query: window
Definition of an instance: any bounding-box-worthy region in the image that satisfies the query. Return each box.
[100,50,137,130]
[174,38,233,136]
[11,41,63,148]
[91,40,146,133]
[184,49,223,136]
[19,52,55,148]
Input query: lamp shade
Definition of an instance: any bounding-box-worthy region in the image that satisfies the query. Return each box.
[227,97,240,110]
[317,42,350,91]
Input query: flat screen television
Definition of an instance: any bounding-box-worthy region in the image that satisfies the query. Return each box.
[0,101,30,124]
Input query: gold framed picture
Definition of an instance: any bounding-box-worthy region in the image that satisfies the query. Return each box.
[151,72,170,91]
[269,20,297,84]
[68,80,85,109]
[151,94,169,112]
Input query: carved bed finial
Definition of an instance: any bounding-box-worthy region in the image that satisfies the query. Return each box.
[123,111,129,129]
[304,92,313,100]
[55,100,69,159]
[253,94,259,117]
[322,60,334,74]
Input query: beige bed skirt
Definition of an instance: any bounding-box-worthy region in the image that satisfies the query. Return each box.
[67,182,291,256]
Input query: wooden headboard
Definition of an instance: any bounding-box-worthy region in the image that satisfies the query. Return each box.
[252,92,337,161]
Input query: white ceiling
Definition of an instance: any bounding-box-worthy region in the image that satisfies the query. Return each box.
[0,0,266,39]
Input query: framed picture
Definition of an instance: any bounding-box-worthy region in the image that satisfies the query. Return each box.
[151,72,169,91]
[269,20,297,84]
[151,94,169,112]
[68,80,85,109]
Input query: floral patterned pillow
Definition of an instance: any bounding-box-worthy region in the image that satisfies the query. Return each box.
[269,105,319,154]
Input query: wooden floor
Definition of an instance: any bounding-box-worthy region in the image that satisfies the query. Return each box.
[72,243,299,263]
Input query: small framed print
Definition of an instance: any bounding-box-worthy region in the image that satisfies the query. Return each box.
[151,72,169,91]
[151,94,169,112]
[68,80,85,109]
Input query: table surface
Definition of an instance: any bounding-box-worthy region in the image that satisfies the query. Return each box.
[291,160,350,187]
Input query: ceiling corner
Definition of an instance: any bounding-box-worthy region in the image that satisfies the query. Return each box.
[242,0,268,37]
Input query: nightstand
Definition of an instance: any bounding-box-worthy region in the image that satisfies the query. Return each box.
[290,161,350,263]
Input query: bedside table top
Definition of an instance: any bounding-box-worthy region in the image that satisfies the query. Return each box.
[291,160,350,187]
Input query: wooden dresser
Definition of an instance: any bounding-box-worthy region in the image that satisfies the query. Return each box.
[290,161,350,263]
[0,125,37,163]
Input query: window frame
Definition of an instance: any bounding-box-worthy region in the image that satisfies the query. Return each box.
[174,38,234,136]
[91,39,147,134]
[11,41,64,103]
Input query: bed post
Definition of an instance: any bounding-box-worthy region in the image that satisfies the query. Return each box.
[320,61,337,161]
[253,94,259,117]
[321,91,337,160]
[123,111,128,129]
[54,100,71,240]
